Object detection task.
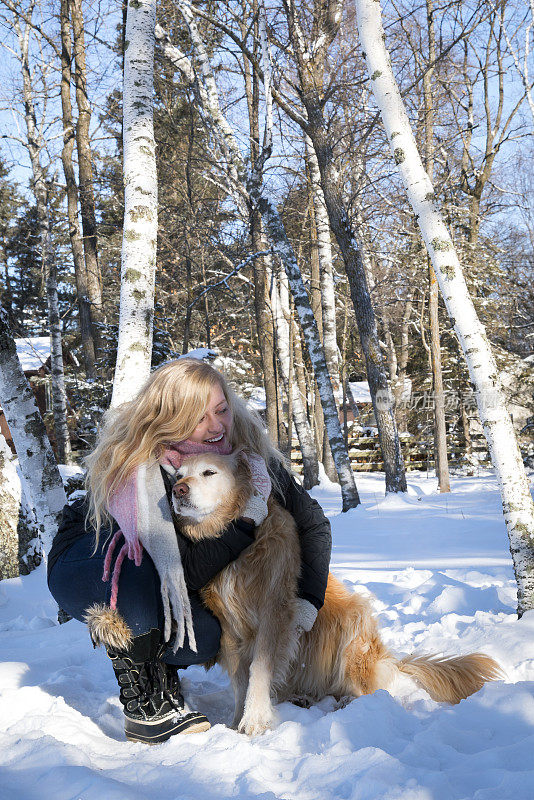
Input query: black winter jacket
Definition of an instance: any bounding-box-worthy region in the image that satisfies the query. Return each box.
[48,464,331,610]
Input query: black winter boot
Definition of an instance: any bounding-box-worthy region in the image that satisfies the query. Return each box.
[108,630,210,744]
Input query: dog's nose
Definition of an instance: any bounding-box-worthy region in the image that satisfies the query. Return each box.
[173,482,189,497]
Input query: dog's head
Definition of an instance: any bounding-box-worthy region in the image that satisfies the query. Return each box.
[170,451,252,539]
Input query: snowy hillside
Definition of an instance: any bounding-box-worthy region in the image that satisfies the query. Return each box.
[1,472,534,800]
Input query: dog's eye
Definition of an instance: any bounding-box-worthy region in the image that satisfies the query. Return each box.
[175,473,183,481]
[202,469,217,477]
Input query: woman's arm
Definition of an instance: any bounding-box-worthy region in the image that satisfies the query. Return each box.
[48,494,256,593]
[175,520,255,591]
[275,467,332,610]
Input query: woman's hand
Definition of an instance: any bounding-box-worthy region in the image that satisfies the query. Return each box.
[241,453,271,526]
[240,495,268,526]
[244,452,272,498]
[294,598,318,634]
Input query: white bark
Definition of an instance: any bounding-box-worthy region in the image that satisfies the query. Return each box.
[0,434,41,579]
[268,261,319,488]
[306,137,340,390]
[356,0,534,614]
[173,2,248,209]
[47,262,72,464]
[0,307,66,555]
[0,434,22,580]
[112,0,158,408]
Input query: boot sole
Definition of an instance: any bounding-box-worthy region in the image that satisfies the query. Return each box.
[125,713,211,744]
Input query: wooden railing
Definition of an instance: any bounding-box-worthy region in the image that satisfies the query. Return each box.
[290,434,491,473]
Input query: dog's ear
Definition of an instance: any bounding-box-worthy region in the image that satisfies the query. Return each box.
[232,447,252,479]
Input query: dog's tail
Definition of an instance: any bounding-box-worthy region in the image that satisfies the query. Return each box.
[397,652,502,704]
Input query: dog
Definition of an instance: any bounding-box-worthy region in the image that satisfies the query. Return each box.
[171,451,501,735]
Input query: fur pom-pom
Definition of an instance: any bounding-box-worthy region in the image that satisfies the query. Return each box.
[84,603,133,651]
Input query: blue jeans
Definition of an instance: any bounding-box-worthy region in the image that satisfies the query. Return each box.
[47,534,221,666]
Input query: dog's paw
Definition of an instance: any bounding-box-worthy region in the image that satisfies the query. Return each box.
[288,694,314,708]
[237,710,275,736]
[334,695,354,710]
[230,713,243,730]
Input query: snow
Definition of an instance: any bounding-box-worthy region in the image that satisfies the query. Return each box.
[246,386,266,412]
[348,380,372,404]
[2,471,534,799]
[57,464,85,482]
[14,336,50,372]
[178,348,218,362]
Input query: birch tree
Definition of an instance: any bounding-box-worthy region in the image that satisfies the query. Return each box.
[268,260,320,488]
[59,0,96,378]
[305,139,340,390]
[0,434,22,580]
[306,138,339,480]
[111,0,158,407]
[489,0,534,130]
[0,433,41,579]
[0,306,66,554]
[70,0,105,350]
[423,0,450,492]
[280,0,407,494]
[242,2,282,445]
[9,2,72,464]
[355,0,534,614]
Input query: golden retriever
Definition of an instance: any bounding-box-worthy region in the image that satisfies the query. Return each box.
[171,451,501,735]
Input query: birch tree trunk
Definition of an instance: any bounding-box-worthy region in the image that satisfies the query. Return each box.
[13,11,72,464]
[424,0,450,493]
[242,3,279,445]
[60,0,95,378]
[0,433,21,580]
[47,260,73,465]
[306,138,340,389]
[111,0,158,408]
[429,260,450,491]
[249,178,360,509]
[0,306,66,554]
[306,145,337,481]
[282,0,407,494]
[70,0,104,348]
[0,433,41,579]
[308,191,325,462]
[356,0,534,614]
[271,262,320,488]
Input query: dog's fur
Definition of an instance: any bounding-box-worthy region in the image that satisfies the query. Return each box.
[171,452,502,735]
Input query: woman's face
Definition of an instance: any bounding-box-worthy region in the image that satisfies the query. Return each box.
[189,383,233,446]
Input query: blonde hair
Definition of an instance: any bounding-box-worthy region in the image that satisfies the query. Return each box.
[85,358,286,537]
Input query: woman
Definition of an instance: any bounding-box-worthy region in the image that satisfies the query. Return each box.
[48,358,331,744]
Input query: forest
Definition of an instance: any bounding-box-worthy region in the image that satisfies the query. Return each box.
[1,3,534,797]
[0,0,533,601]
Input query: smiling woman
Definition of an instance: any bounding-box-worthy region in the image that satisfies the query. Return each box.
[188,384,233,448]
[46,357,332,745]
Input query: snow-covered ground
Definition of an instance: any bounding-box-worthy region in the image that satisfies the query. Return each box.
[1,471,534,800]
